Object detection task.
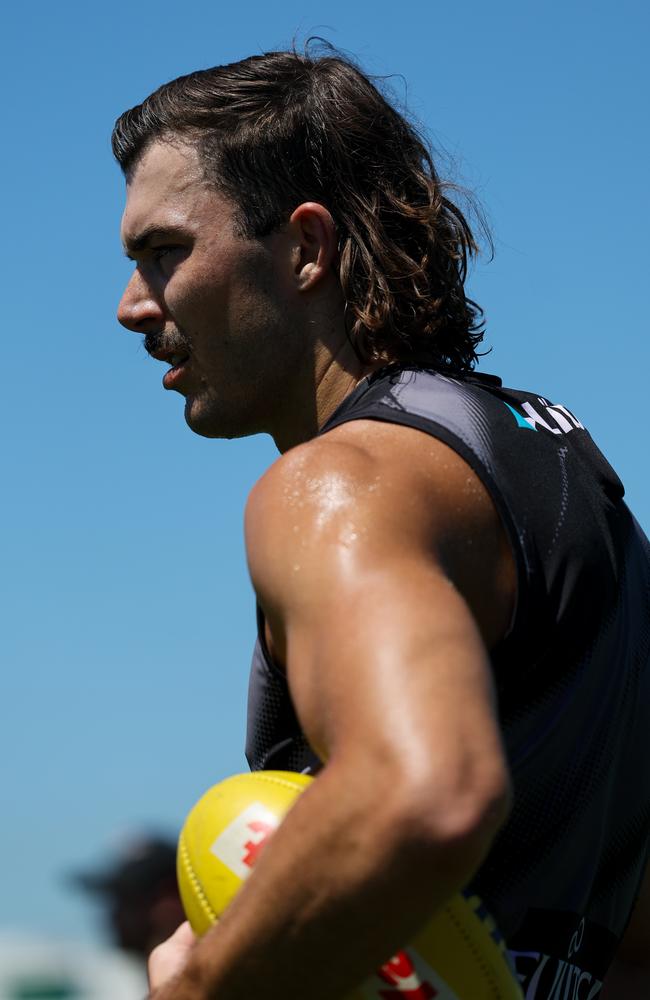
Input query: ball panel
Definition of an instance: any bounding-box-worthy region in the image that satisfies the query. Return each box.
[178,771,312,934]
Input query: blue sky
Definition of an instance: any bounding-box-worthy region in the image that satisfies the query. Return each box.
[2,0,648,943]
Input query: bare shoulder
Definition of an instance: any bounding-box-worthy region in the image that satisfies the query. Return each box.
[248,417,501,534]
[245,430,380,615]
[246,428,381,553]
[246,419,515,648]
[247,427,376,518]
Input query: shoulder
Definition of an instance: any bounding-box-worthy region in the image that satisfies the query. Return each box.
[244,431,382,612]
[246,419,515,648]
[250,415,494,513]
[246,419,489,552]
[246,431,375,538]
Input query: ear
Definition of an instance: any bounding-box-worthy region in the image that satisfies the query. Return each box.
[289,202,338,291]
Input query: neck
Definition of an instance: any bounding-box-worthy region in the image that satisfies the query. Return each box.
[270,334,379,454]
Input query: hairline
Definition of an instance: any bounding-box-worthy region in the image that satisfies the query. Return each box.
[123,130,268,239]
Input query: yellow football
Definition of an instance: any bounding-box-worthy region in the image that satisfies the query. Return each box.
[177,771,523,1000]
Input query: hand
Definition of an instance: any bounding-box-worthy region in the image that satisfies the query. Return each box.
[148,920,197,995]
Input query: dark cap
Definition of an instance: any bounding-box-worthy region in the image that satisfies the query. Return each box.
[69,835,178,898]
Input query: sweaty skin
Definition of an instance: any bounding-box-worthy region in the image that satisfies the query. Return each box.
[118,141,357,451]
[118,140,513,999]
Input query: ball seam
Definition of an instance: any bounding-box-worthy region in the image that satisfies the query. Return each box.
[248,773,311,793]
[444,902,506,999]
[179,833,219,924]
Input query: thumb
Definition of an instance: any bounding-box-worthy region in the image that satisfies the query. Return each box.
[169,920,197,948]
[148,920,198,992]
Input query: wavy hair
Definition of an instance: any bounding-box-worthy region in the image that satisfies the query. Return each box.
[112,46,488,372]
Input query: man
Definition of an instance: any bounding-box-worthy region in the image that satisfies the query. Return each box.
[113,49,650,999]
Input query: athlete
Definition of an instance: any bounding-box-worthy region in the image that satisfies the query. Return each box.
[113,49,650,999]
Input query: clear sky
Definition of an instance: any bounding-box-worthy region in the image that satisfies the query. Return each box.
[2,0,648,944]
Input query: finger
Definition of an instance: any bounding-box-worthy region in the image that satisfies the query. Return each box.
[148,921,197,991]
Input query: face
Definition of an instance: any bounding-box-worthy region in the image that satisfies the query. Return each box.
[118,140,302,439]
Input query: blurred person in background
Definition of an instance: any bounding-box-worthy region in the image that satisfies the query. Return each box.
[0,837,179,999]
[70,834,185,961]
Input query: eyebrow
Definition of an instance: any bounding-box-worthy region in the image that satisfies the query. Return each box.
[122,224,189,257]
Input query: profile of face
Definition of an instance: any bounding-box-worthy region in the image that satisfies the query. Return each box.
[118,140,341,443]
[118,141,298,439]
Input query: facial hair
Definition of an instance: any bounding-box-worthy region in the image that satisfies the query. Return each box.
[144,328,191,359]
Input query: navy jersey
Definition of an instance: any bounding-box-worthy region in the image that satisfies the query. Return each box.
[246,366,650,994]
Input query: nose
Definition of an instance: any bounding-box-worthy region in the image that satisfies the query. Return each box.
[117,269,165,333]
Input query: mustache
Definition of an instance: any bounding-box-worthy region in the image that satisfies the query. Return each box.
[144,329,191,358]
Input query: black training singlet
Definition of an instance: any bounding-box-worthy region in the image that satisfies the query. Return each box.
[246,366,650,996]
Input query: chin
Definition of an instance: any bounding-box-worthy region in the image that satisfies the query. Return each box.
[183,396,256,440]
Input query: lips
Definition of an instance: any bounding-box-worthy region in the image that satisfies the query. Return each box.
[144,335,192,390]
[162,355,190,390]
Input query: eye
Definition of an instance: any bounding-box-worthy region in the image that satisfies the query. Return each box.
[151,245,186,277]
[153,245,179,262]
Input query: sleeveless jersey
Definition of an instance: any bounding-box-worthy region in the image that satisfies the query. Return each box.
[245,366,650,994]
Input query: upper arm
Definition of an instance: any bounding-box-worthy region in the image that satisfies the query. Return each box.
[245,422,514,821]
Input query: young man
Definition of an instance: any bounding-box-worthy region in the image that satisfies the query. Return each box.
[114,50,650,999]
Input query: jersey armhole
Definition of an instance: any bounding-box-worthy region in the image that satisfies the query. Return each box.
[255,601,287,677]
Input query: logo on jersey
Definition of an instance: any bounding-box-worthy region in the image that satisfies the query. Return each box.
[509,950,602,999]
[209,803,277,879]
[509,916,604,998]
[503,398,585,435]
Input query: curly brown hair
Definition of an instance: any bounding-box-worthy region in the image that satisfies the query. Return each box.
[112,46,488,372]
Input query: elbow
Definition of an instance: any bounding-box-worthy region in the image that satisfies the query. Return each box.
[323,738,512,893]
[438,765,512,847]
[385,760,512,883]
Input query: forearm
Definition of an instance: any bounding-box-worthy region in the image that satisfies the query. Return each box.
[151,758,505,1000]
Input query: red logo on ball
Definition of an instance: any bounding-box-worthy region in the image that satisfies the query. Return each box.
[377,951,438,998]
[242,819,274,868]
